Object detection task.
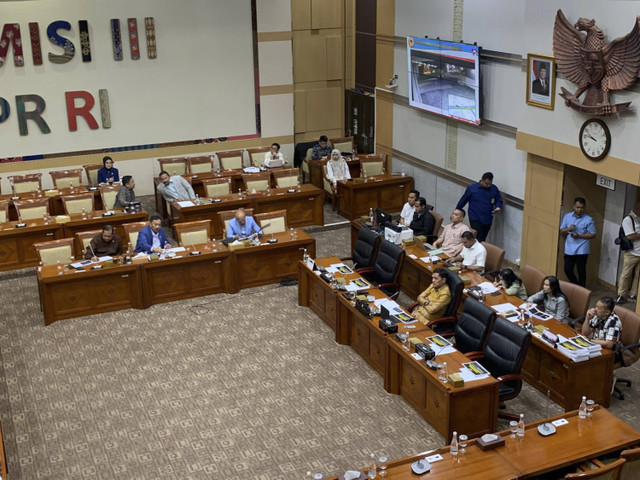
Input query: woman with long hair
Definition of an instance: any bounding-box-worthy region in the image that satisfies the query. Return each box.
[526,275,569,324]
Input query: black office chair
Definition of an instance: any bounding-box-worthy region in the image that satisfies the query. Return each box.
[448,298,496,354]
[408,269,465,334]
[341,227,380,269]
[472,317,531,421]
[356,239,405,297]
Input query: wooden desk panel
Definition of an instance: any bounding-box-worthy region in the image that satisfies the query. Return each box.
[171,195,251,237]
[298,256,343,332]
[337,174,413,220]
[0,220,62,271]
[309,157,361,190]
[38,263,143,325]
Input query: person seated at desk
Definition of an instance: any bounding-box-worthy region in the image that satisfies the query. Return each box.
[227,210,263,240]
[525,275,569,324]
[135,215,171,253]
[263,143,285,168]
[311,135,332,160]
[432,208,470,256]
[494,268,527,300]
[409,197,435,237]
[399,190,419,226]
[414,268,451,325]
[447,231,486,273]
[113,175,136,209]
[582,296,622,350]
[97,156,119,184]
[157,170,196,202]
[325,149,351,186]
[84,225,124,260]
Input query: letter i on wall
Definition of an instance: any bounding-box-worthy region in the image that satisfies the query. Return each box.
[111,19,123,61]
[145,17,156,59]
[128,19,139,60]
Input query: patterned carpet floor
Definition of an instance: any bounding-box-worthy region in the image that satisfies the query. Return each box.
[0,222,638,479]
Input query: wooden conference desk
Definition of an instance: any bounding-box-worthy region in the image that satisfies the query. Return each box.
[0,185,106,220]
[0,210,147,272]
[337,173,413,220]
[325,407,640,480]
[170,184,324,238]
[309,156,361,190]
[38,230,316,325]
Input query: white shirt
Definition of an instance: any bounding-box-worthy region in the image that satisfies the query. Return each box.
[622,210,640,256]
[460,241,487,269]
[400,202,415,225]
[263,151,284,167]
[326,158,351,185]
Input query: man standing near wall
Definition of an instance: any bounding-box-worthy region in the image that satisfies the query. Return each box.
[560,197,596,287]
[456,172,502,242]
[616,202,640,304]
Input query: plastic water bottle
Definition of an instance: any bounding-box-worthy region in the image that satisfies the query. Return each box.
[367,452,377,478]
[303,248,309,264]
[517,413,525,437]
[578,396,588,418]
[438,361,448,382]
[369,207,374,224]
[81,207,87,220]
[450,431,458,456]
[195,194,200,205]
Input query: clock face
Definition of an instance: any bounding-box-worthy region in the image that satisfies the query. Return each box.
[579,119,611,161]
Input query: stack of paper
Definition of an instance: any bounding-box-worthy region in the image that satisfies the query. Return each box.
[557,339,590,362]
[459,361,491,381]
[426,335,456,355]
[476,282,499,294]
[521,305,553,321]
[491,303,521,322]
[569,335,602,357]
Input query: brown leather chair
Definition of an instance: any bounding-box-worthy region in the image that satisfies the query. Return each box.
[14,198,50,220]
[218,208,255,237]
[255,210,288,234]
[158,157,187,176]
[8,173,43,194]
[559,280,591,327]
[481,241,505,281]
[322,163,337,211]
[50,169,83,189]
[246,147,271,167]
[579,446,640,480]
[34,238,75,265]
[99,185,120,210]
[612,306,640,400]
[242,172,271,191]
[83,164,102,186]
[188,156,214,174]
[520,264,546,299]
[122,222,148,250]
[565,458,625,480]
[272,168,299,188]
[203,178,232,197]
[217,149,245,170]
[329,136,354,154]
[174,220,212,246]
[0,201,9,223]
[359,153,386,177]
[75,229,102,257]
[61,193,95,215]
[427,210,444,243]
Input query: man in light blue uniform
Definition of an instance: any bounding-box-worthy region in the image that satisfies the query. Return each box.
[227,210,263,240]
[560,197,596,286]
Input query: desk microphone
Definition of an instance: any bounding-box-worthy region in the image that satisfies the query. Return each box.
[426,340,448,370]
[187,236,201,255]
[537,389,557,436]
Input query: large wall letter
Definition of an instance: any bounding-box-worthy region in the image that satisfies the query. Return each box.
[65,91,99,131]
[28,22,43,65]
[0,98,10,123]
[128,18,139,60]
[78,20,91,62]
[145,17,157,59]
[47,21,75,64]
[111,19,123,61]
[0,23,24,67]
[15,95,50,136]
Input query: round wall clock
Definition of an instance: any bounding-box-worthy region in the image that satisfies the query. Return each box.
[579,118,611,161]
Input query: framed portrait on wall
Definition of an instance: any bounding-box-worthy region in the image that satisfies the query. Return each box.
[526,54,555,110]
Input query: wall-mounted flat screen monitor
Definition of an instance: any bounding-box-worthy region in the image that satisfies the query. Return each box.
[407,37,481,126]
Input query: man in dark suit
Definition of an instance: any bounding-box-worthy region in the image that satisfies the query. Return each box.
[135,215,172,253]
[409,197,435,237]
[532,64,549,96]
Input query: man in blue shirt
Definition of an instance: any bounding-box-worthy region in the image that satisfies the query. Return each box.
[560,197,596,287]
[135,214,172,253]
[227,210,263,240]
[456,172,502,242]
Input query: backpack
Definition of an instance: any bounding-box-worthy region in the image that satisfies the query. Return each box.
[615,215,635,251]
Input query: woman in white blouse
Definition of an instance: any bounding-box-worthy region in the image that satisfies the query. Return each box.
[325,149,351,186]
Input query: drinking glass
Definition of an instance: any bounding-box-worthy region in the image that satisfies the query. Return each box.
[290,228,295,239]
[586,399,595,417]
[378,456,388,477]
[509,421,518,439]
[459,435,468,454]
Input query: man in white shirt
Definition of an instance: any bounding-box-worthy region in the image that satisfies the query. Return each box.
[400,190,419,225]
[263,143,285,168]
[616,202,640,304]
[433,208,471,256]
[447,231,486,272]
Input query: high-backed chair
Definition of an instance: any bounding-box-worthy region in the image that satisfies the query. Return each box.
[408,269,465,334]
[301,147,315,183]
[476,317,532,421]
[565,458,626,480]
[50,169,83,189]
[481,241,505,281]
[61,194,95,215]
[75,229,102,257]
[520,264,546,299]
[99,185,120,210]
[426,210,444,243]
[322,163,337,210]
[612,306,640,400]
[34,238,75,265]
[243,172,270,191]
[450,298,496,354]
[355,239,406,296]
[123,222,148,249]
[273,168,299,188]
[188,156,214,174]
[0,201,9,223]
[255,210,288,234]
[217,149,245,170]
[559,280,591,328]
[620,446,640,480]
[174,220,212,246]
[203,178,232,197]
[360,153,386,177]
[8,173,42,194]
[158,157,187,176]
[83,164,102,186]
[14,198,49,220]
[246,147,271,167]
[329,136,354,154]
[218,208,255,237]
[341,227,381,270]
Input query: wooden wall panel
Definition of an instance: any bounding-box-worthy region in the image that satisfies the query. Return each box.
[311,0,343,29]
[326,35,344,80]
[305,88,342,131]
[291,0,311,30]
[375,89,394,151]
[293,31,328,83]
[294,90,307,133]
